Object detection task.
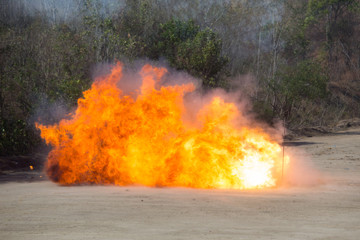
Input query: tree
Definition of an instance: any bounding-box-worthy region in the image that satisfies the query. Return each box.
[269,60,328,123]
[158,19,228,88]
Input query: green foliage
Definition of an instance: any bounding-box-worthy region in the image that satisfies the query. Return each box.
[0,19,93,155]
[2,0,360,154]
[307,0,359,17]
[176,28,228,87]
[158,19,199,61]
[276,61,328,100]
[269,60,329,120]
[117,0,165,59]
[158,19,228,88]
[121,0,156,38]
[0,119,41,156]
[304,0,359,44]
[53,25,93,105]
[0,2,229,155]
[282,1,310,61]
[252,100,276,124]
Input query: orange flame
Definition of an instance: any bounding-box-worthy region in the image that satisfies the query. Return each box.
[36,62,289,189]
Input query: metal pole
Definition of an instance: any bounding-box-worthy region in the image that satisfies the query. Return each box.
[282,119,285,180]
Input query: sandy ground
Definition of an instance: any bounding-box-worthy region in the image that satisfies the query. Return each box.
[0,128,359,240]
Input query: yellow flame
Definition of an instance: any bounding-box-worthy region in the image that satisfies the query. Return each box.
[36,62,289,189]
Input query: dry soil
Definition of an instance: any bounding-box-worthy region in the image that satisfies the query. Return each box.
[0,128,359,240]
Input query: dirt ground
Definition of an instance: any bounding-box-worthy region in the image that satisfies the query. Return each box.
[0,128,359,240]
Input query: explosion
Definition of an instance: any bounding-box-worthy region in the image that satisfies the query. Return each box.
[36,62,289,189]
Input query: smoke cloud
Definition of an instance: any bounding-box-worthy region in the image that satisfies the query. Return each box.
[34,61,324,189]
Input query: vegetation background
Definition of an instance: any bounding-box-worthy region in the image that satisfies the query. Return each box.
[1,0,360,155]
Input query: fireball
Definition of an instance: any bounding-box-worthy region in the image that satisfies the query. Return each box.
[36,62,289,189]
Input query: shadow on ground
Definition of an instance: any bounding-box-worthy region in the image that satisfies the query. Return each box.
[331,130,360,136]
[0,151,48,184]
[0,170,47,184]
[282,141,321,147]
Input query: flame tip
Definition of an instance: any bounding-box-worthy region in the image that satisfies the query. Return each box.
[38,61,290,189]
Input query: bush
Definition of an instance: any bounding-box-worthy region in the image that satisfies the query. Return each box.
[158,19,228,88]
[268,60,328,122]
[0,119,41,155]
